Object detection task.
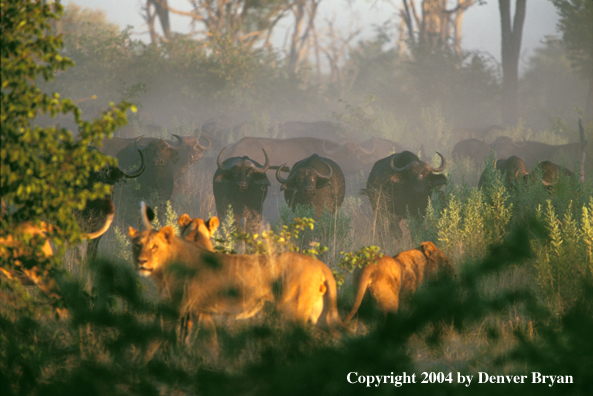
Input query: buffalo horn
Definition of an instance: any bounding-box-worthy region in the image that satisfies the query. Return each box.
[253,149,270,173]
[275,163,293,184]
[359,139,375,155]
[216,147,233,171]
[167,134,185,151]
[121,137,146,178]
[312,158,333,180]
[197,135,211,151]
[391,155,415,172]
[428,152,446,173]
[134,135,148,151]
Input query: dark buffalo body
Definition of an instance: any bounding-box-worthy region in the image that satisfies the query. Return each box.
[495,139,582,169]
[364,151,447,225]
[198,119,249,153]
[533,160,574,186]
[451,138,493,164]
[528,160,575,192]
[80,145,145,260]
[213,148,271,233]
[453,136,583,170]
[225,137,328,171]
[113,134,207,181]
[169,134,211,180]
[274,121,347,141]
[276,154,346,218]
[478,156,529,188]
[226,136,400,176]
[115,136,186,201]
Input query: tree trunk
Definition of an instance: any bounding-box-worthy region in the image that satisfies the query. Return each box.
[288,3,306,75]
[144,1,158,44]
[499,0,526,126]
[150,0,171,40]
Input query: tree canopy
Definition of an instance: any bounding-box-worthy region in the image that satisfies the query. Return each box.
[1,0,132,301]
[551,0,593,119]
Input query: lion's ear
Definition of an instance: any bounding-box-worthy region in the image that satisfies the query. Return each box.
[206,217,220,235]
[420,241,437,257]
[128,226,139,238]
[178,214,192,228]
[160,226,176,244]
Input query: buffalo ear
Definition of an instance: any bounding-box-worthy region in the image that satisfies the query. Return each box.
[178,214,192,228]
[160,226,176,244]
[280,184,287,191]
[214,174,224,183]
[390,173,400,183]
[420,241,438,257]
[206,217,220,234]
[128,226,139,238]
[146,206,156,222]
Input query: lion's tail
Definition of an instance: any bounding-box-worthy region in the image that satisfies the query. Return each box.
[344,265,376,324]
[321,266,350,337]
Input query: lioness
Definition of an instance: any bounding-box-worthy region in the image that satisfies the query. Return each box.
[129,204,345,355]
[344,241,453,323]
[1,199,115,313]
[177,213,219,251]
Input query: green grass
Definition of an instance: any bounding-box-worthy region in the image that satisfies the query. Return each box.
[3,122,593,395]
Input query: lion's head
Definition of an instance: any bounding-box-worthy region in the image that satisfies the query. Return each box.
[419,241,454,278]
[128,225,178,277]
[177,214,220,251]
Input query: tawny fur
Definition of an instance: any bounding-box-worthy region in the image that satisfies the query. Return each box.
[1,204,115,317]
[344,241,453,323]
[178,214,220,251]
[128,222,346,354]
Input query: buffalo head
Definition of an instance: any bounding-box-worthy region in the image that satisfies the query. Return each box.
[478,155,529,188]
[89,138,145,185]
[136,134,185,169]
[389,151,447,193]
[215,148,271,191]
[364,151,448,224]
[275,154,345,217]
[276,154,333,196]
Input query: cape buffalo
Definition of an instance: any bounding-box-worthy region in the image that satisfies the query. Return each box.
[273,121,347,141]
[168,134,211,180]
[213,148,271,233]
[364,151,447,229]
[451,138,493,164]
[117,136,185,202]
[525,160,575,194]
[226,136,392,177]
[81,143,146,260]
[275,154,346,218]
[478,156,529,188]
[112,134,207,181]
[490,136,583,169]
[532,160,574,186]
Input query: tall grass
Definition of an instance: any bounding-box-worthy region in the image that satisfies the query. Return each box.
[4,125,593,394]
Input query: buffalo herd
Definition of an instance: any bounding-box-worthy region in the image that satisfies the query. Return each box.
[84,120,584,246]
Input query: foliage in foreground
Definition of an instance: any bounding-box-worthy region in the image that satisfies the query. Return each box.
[1,0,132,316]
[411,158,593,311]
[2,222,592,395]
